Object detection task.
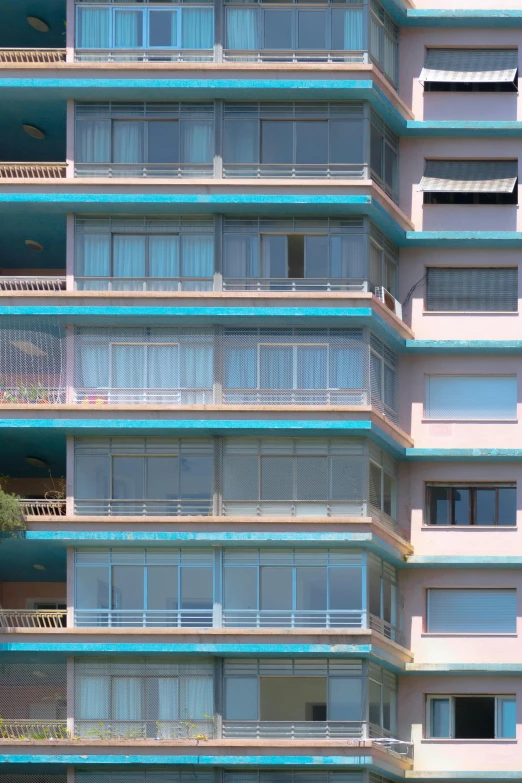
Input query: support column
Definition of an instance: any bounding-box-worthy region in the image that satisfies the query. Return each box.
[66,546,74,628]
[66,213,75,291]
[65,0,75,62]
[66,99,75,178]
[66,436,75,517]
[66,657,75,738]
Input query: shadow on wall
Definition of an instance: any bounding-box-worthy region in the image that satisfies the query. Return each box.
[423,94,518,122]
[421,205,519,232]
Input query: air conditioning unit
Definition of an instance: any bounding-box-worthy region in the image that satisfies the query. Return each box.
[374,287,403,320]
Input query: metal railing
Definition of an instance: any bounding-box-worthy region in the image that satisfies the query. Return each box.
[18,498,66,517]
[74,163,214,178]
[0,49,66,63]
[75,608,213,628]
[0,163,67,179]
[75,49,213,63]
[0,609,67,629]
[74,276,213,292]
[73,388,213,405]
[223,50,365,63]
[0,388,65,404]
[0,720,69,740]
[222,278,369,292]
[74,719,214,740]
[222,389,368,405]
[74,498,213,516]
[222,500,367,517]
[222,609,365,628]
[368,613,403,645]
[0,276,66,292]
[223,163,367,179]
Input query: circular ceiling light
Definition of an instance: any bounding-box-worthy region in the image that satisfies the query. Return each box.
[23,124,46,140]
[32,564,47,571]
[25,239,44,252]
[26,16,49,32]
[25,456,48,469]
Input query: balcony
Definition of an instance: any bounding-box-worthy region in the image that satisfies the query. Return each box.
[0,276,67,292]
[0,609,67,628]
[0,49,67,63]
[0,163,66,179]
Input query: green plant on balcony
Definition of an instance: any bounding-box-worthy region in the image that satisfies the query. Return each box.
[0,486,25,536]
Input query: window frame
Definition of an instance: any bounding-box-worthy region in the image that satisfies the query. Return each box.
[76,5,186,50]
[108,342,181,390]
[426,694,516,740]
[425,483,517,527]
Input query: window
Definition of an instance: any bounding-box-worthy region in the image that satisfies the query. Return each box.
[421,49,518,93]
[425,375,517,421]
[428,695,516,739]
[426,268,518,312]
[420,160,518,205]
[370,113,399,199]
[76,5,214,52]
[427,484,516,526]
[369,0,399,85]
[426,588,517,634]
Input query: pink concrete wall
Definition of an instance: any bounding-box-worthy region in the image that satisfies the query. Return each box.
[398,461,522,556]
[398,674,520,770]
[401,568,522,664]
[398,247,522,338]
[0,582,66,609]
[399,28,521,120]
[398,354,522,445]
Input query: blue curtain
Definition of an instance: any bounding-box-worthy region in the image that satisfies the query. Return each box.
[180,121,213,164]
[223,235,259,278]
[224,346,257,389]
[77,676,110,719]
[182,8,214,49]
[180,343,213,388]
[226,8,258,50]
[148,345,179,388]
[112,345,145,389]
[113,122,144,164]
[260,346,293,389]
[158,678,180,720]
[81,342,110,388]
[297,346,327,389]
[331,346,363,389]
[181,235,214,280]
[113,236,146,282]
[181,676,213,719]
[77,234,111,279]
[339,8,363,50]
[114,10,142,48]
[149,236,180,279]
[77,8,110,49]
[76,120,111,163]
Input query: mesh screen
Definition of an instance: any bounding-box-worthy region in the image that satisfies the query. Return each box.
[76,774,213,783]
[0,661,67,739]
[0,777,66,783]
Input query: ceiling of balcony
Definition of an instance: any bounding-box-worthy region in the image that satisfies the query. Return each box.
[0,0,66,49]
[0,538,66,581]
[0,96,66,163]
[0,212,66,271]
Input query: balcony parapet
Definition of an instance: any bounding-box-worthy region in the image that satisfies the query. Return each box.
[0,609,66,629]
[0,49,66,63]
[0,163,67,179]
[0,276,66,292]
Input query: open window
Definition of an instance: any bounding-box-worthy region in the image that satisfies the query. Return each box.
[421,49,518,93]
[420,160,518,205]
[428,695,516,739]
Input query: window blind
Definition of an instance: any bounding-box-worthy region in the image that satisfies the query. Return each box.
[427,588,516,634]
[419,160,518,194]
[425,375,517,420]
[420,49,518,84]
[426,267,518,312]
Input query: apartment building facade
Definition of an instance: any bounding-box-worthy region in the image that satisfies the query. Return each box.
[0,3,521,783]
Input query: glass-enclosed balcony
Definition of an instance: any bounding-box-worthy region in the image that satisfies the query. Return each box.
[73,0,399,86]
[74,215,398,295]
[74,547,398,637]
[73,436,398,522]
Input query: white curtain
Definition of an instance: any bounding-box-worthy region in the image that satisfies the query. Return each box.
[223,235,259,278]
[77,234,111,279]
[113,122,144,164]
[226,8,258,49]
[113,235,146,281]
[148,345,179,389]
[181,676,213,719]
[158,678,180,720]
[149,235,180,279]
[297,346,327,389]
[114,10,142,48]
[182,8,214,49]
[260,346,293,389]
[77,7,110,48]
[112,345,146,389]
[77,675,110,719]
[76,120,111,163]
[181,121,213,164]
[81,342,110,388]
[180,344,213,388]
[112,677,142,720]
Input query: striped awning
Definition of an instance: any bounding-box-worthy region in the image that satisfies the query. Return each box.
[418,160,518,193]
[420,49,518,84]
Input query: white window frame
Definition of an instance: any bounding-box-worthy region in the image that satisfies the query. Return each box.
[426,695,516,739]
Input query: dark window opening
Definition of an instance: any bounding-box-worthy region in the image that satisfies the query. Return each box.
[427,485,516,526]
[425,78,518,93]
[454,697,495,739]
[424,188,518,205]
[288,235,305,277]
[310,704,327,721]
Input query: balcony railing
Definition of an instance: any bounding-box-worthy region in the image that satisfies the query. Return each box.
[0,720,69,740]
[222,389,368,405]
[74,276,213,292]
[18,498,66,517]
[221,500,367,517]
[222,278,369,292]
[74,608,213,628]
[0,163,67,179]
[74,163,214,178]
[74,388,213,405]
[0,49,66,63]
[74,499,213,516]
[0,389,65,404]
[75,49,213,63]
[223,50,365,63]
[0,609,67,629]
[0,276,66,292]
[74,719,215,740]
[222,609,365,628]
[222,163,367,179]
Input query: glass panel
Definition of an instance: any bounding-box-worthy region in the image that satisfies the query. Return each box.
[75,455,109,499]
[112,677,142,720]
[328,677,362,720]
[76,234,111,278]
[224,234,259,278]
[329,567,362,610]
[181,676,213,719]
[429,487,450,525]
[113,235,146,279]
[264,9,293,49]
[181,121,213,164]
[329,120,363,165]
[76,120,111,163]
[112,344,145,388]
[298,10,327,50]
[146,457,179,500]
[498,487,517,526]
[114,10,143,48]
[180,455,213,499]
[383,473,394,517]
[369,679,382,726]
[224,567,258,609]
[77,7,110,48]
[304,235,329,278]
[452,487,470,526]
[297,346,328,390]
[77,675,110,720]
[180,567,213,609]
[382,684,396,732]
[295,567,327,610]
[331,7,363,51]
[149,10,176,47]
[223,455,258,500]
[112,566,144,610]
[261,456,293,499]
[260,566,293,609]
[384,144,398,193]
[475,488,496,526]
[260,346,293,389]
[156,678,179,720]
[368,564,381,617]
[296,456,328,500]
[113,456,144,499]
[148,345,179,388]
[148,121,179,164]
[430,698,450,738]
[225,677,258,719]
[370,125,383,178]
[223,120,258,163]
[369,462,382,508]
[182,7,214,49]
[261,235,288,278]
[226,7,258,50]
[288,235,305,278]
[498,698,516,739]
[149,235,180,278]
[113,122,144,164]
[76,566,110,609]
[296,122,327,165]
[147,565,178,610]
[261,121,293,164]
